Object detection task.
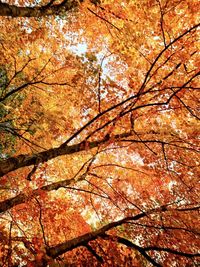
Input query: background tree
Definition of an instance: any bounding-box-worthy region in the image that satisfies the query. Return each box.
[0,0,199,266]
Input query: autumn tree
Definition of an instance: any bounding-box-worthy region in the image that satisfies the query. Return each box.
[0,0,199,266]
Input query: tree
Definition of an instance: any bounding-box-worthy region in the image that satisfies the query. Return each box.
[0,0,199,266]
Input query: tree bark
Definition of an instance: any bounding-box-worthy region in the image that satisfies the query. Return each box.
[0,173,86,213]
[0,0,81,17]
[46,206,167,259]
[0,132,131,177]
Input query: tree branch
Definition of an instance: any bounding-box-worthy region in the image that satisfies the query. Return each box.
[102,234,162,267]
[0,0,80,17]
[46,205,169,258]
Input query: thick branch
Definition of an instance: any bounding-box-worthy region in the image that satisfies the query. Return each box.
[46,205,168,258]
[0,131,131,177]
[0,0,80,17]
[0,172,87,214]
[0,24,198,178]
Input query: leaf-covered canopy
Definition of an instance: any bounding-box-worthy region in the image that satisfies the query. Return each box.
[0,0,199,266]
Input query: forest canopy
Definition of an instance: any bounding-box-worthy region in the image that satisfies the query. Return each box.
[0,0,199,266]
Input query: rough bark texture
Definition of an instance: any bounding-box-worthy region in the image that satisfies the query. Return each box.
[0,173,86,213]
[0,142,87,177]
[0,132,131,177]
[0,0,80,17]
[46,207,164,258]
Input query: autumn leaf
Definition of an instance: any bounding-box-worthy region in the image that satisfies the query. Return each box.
[0,0,199,266]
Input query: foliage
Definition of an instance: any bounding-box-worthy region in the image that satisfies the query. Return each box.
[0,0,199,266]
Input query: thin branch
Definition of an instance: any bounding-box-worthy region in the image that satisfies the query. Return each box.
[131,222,200,236]
[103,234,162,267]
[85,244,104,263]
[139,22,200,92]
[64,186,109,199]
[35,198,48,247]
[27,163,39,181]
[87,7,120,31]
[162,143,170,171]
[156,0,167,47]
[144,246,200,258]
[177,205,200,212]
[46,204,170,259]
[0,157,97,213]
[172,91,200,120]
